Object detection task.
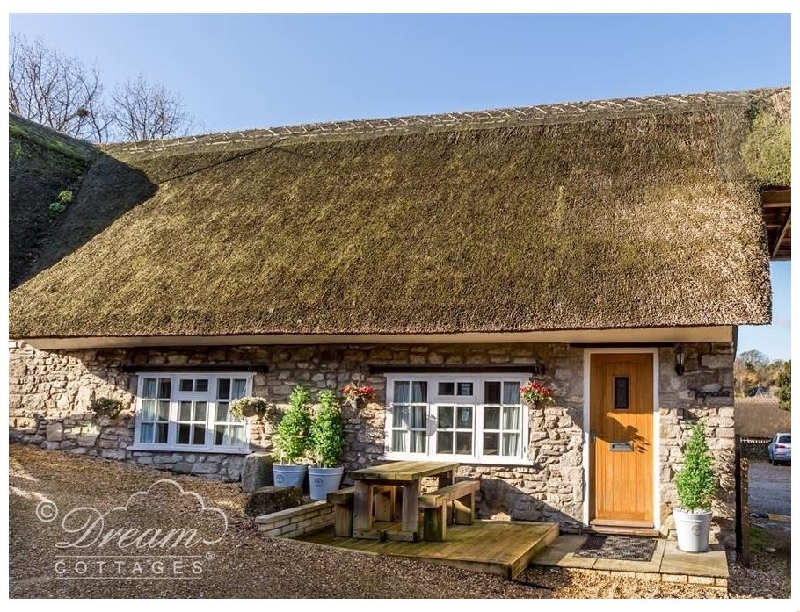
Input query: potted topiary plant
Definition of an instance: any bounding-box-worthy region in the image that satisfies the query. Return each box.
[673,420,717,552]
[308,389,346,501]
[272,385,313,489]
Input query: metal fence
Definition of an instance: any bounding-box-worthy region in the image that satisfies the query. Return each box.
[737,436,771,461]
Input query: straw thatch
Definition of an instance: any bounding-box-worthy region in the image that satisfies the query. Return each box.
[9,88,788,339]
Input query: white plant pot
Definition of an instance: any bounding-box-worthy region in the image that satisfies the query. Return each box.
[674,508,713,552]
[272,464,307,489]
[308,466,345,501]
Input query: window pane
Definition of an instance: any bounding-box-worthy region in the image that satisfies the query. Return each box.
[455,432,472,454]
[394,406,409,428]
[456,406,473,428]
[214,425,226,445]
[142,378,157,399]
[503,382,521,405]
[483,432,499,455]
[158,379,172,399]
[194,401,207,422]
[179,379,193,392]
[410,430,426,453]
[229,425,244,445]
[155,424,169,444]
[503,405,520,429]
[502,433,519,456]
[179,401,192,421]
[216,402,229,422]
[438,406,454,429]
[141,399,156,421]
[437,431,454,454]
[195,379,209,393]
[140,423,154,443]
[614,377,629,410]
[410,405,426,428]
[157,400,170,421]
[192,426,206,445]
[232,379,247,400]
[438,382,455,396]
[217,378,231,400]
[178,424,191,444]
[456,382,473,396]
[411,381,427,403]
[484,406,500,430]
[484,381,501,404]
[392,430,408,453]
[394,381,410,404]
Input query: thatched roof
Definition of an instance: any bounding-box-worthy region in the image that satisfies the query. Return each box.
[9,87,789,340]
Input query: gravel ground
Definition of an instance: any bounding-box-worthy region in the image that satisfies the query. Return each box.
[8,444,791,599]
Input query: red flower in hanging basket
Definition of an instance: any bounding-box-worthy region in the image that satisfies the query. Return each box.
[343,382,375,403]
[520,380,554,406]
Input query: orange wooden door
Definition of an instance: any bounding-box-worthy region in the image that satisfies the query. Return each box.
[589,353,653,526]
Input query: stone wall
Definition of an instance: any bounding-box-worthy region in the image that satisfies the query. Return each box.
[254,500,334,538]
[9,340,736,544]
[656,343,737,547]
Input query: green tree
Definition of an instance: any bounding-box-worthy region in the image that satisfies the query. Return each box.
[776,360,791,411]
[310,390,345,467]
[274,385,312,463]
[675,422,717,512]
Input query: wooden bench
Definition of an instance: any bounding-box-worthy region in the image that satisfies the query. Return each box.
[417,479,480,541]
[327,485,401,538]
[327,486,355,537]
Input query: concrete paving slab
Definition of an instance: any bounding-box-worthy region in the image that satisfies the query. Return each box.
[532,544,598,568]
[659,540,729,578]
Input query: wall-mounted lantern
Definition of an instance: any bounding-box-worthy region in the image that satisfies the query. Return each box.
[674,345,685,376]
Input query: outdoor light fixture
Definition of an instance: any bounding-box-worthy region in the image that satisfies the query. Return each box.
[674,345,685,376]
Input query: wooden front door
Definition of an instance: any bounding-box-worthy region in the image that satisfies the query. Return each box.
[589,353,654,526]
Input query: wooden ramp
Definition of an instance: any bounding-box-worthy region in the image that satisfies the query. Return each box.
[296,519,559,580]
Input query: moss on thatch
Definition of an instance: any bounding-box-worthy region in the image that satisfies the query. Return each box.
[9,113,100,288]
[9,88,783,339]
[741,90,791,185]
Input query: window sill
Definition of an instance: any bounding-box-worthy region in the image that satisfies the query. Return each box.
[127,444,252,455]
[380,453,535,466]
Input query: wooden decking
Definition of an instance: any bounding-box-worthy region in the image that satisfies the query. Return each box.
[296,519,559,580]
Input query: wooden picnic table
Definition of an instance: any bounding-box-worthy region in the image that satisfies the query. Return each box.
[348,460,460,541]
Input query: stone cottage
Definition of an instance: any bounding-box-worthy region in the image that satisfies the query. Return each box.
[8,87,791,548]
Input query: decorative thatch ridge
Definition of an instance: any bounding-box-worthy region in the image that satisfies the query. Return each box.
[9,88,788,339]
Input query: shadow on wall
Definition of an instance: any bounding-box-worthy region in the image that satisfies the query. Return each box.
[476,475,581,528]
[10,123,157,289]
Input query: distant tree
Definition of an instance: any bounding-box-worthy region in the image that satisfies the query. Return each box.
[9,35,195,143]
[739,349,769,370]
[109,75,193,141]
[776,360,790,411]
[734,349,773,397]
[9,33,109,141]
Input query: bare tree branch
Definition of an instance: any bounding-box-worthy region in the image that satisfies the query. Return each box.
[9,34,107,141]
[109,74,194,141]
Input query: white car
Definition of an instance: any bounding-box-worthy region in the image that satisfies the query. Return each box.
[767,432,791,465]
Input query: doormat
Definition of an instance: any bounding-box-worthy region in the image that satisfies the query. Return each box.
[573,535,657,562]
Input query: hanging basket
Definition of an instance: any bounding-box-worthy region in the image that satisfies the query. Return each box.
[342,397,363,420]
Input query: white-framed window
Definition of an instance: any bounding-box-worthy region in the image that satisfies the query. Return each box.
[131,372,253,453]
[384,373,530,464]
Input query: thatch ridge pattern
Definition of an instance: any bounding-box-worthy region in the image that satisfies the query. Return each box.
[104,88,786,156]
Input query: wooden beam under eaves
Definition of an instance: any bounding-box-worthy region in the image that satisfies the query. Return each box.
[773,214,791,258]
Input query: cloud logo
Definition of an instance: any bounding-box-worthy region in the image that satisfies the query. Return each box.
[55,478,229,550]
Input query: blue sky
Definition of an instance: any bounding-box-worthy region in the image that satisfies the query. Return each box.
[7,11,792,361]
